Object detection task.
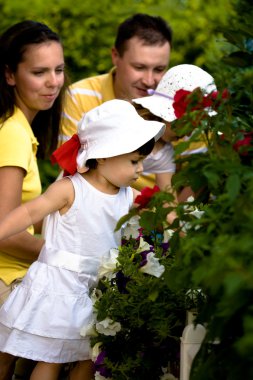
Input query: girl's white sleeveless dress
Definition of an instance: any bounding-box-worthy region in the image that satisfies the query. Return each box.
[0,174,133,363]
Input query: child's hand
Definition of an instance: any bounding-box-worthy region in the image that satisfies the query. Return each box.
[166,210,177,225]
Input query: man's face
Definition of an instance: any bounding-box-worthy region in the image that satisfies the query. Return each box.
[112,36,170,100]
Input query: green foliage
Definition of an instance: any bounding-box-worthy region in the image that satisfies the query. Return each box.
[37,159,60,191]
[91,233,189,379]
[168,1,253,378]
[0,0,234,81]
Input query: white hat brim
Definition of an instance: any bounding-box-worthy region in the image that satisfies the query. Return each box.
[76,99,166,169]
[133,95,176,122]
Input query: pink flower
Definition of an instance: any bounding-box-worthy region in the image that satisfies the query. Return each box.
[134,186,160,208]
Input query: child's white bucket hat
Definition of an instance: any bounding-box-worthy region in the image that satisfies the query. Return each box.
[133,64,217,122]
[76,99,165,171]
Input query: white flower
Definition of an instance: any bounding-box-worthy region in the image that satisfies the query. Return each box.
[163,228,174,243]
[160,373,178,380]
[96,318,121,336]
[80,318,97,337]
[186,288,205,302]
[183,198,204,219]
[136,237,152,253]
[98,248,119,280]
[95,372,112,380]
[90,288,103,305]
[182,200,204,232]
[139,252,165,278]
[189,209,204,219]
[90,342,102,362]
[160,365,178,380]
[123,215,141,239]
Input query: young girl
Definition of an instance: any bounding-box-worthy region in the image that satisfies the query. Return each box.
[0,20,67,379]
[0,99,165,380]
[133,64,217,199]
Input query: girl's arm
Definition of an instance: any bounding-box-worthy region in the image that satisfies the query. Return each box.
[0,166,44,261]
[155,172,173,191]
[0,174,73,243]
[132,188,140,206]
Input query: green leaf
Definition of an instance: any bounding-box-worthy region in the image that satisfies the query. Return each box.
[222,51,253,67]
[148,290,159,301]
[225,173,241,200]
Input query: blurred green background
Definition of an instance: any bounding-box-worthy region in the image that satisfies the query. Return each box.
[0,0,236,188]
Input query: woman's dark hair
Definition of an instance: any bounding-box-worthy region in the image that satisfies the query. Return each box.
[0,20,69,158]
[86,138,155,170]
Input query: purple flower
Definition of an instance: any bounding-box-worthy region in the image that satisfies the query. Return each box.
[95,351,112,378]
[161,241,170,254]
[140,248,154,267]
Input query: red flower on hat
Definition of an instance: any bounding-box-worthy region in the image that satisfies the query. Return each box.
[172,88,229,119]
[135,185,160,208]
[172,89,192,119]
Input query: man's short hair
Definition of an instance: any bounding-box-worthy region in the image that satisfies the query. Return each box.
[114,13,173,56]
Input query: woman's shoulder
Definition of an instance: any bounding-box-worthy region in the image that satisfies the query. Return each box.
[0,108,32,140]
[0,124,33,164]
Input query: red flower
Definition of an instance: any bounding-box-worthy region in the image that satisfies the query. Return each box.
[233,132,253,156]
[172,89,192,119]
[208,88,230,110]
[135,185,160,208]
[172,88,229,119]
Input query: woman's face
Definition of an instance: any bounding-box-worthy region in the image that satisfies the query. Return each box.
[5,41,65,123]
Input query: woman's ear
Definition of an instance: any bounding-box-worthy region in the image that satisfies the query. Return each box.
[5,66,16,86]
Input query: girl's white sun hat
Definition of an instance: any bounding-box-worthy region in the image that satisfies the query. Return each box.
[76,99,165,171]
[133,64,217,122]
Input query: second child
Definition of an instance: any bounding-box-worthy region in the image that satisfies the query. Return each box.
[0,99,165,380]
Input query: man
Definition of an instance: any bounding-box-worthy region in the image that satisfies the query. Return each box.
[61,13,173,142]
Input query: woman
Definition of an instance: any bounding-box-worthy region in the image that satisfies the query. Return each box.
[0,20,67,379]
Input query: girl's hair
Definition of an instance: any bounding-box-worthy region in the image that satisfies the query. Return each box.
[0,20,69,158]
[137,137,155,156]
[132,102,164,123]
[86,138,155,170]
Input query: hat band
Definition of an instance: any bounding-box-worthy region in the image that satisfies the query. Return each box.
[51,134,80,176]
[147,88,174,100]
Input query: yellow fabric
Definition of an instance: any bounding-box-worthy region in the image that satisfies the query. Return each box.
[61,69,157,191]
[132,174,156,191]
[61,68,116,142]
[172,138,207,155]
[0,107,41,285]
